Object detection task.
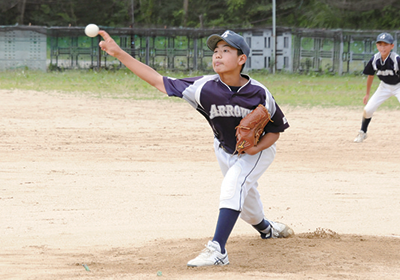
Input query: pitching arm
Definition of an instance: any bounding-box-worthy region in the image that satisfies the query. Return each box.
[98,30,166,94]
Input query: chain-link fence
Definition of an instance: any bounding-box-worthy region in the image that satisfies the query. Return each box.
[1,25,399,74]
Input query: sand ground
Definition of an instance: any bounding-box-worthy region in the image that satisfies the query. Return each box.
[1,89,399,279]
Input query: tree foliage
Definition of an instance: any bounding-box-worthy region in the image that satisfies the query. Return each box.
[1,0,399,30]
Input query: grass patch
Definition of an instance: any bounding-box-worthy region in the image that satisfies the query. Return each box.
[0,69,399,109]
[256,73,368,107]
[0,69,164,100]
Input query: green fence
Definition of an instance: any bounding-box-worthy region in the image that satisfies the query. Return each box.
[1,25,399,74]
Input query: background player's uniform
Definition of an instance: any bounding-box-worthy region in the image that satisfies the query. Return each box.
[163,73,289,225]
[363,52,400,119]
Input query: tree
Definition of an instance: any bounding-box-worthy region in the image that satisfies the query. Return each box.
[18,0,27,24]
[183,0,188,27]
[0,0,400,30]
[0,0,21,25]
[0,0,19,13]
[324,0,397,12]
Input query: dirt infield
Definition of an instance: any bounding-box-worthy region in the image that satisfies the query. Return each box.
[1,89,399,280]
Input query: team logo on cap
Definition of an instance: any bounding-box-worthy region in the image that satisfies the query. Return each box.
[222,31,230,38]
[379,34,386,40]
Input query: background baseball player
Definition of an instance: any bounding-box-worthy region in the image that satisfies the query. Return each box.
[354,32,400,143]
[98,29,293,267]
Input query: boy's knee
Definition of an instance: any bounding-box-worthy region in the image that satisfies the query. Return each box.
[363,109,373,119]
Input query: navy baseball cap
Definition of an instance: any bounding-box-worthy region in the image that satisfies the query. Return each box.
[207,30,250,57]
[376,32,394,44]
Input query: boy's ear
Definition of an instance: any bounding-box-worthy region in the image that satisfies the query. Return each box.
[238,54,247,66]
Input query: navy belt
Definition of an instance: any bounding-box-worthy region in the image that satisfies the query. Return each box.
[219,143,237,155]
[219,143,230,153]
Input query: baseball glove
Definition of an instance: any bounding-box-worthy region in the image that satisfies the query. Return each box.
[234,104,273,155]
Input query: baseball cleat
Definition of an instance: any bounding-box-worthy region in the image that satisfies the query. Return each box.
[187,240,229,267]
[261,220,294,239]
[354,130,367,143]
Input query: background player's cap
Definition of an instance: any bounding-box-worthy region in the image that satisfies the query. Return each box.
[376,32,394,44]
[207,30,250,57]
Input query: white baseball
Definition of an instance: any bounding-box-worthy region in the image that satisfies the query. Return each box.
[85,24,99,37]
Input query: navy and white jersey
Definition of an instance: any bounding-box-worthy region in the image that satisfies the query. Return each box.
[363,52,400,85]
[163,74,289,154]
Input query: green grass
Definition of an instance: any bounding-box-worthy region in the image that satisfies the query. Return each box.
[0,69,164,100]
[0,69,399,109]
[256,73,371,108]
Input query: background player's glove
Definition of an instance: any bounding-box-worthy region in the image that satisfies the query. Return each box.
[235,104,273,155]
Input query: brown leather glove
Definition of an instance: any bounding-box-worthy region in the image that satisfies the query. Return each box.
[235,104,272,155]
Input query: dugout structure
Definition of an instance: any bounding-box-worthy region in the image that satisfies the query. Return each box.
[0,25,399,75]
[0,25,47,71]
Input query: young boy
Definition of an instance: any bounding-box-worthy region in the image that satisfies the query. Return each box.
[354,32,400,143]
[98,29,293,267]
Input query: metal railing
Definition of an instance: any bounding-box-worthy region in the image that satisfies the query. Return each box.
[1,25,399,74]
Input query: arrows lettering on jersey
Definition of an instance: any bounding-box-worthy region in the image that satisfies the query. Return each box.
[209,104,251,119]
[376,69,395,76]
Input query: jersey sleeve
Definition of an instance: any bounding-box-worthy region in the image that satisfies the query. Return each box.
[163,76,203,98]
[396,56,400,75]
[363,57,376,75]
[264,103,289,133]
[163,75,209,110]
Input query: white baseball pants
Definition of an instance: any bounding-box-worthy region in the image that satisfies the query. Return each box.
[213,138,276,225]
[364,81,400,118]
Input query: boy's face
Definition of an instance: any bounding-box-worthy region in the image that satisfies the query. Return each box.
[212,40,246,75]
[376,41,394,58]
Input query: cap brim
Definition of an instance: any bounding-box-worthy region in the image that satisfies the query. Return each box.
[206,32,250,58]
[207,35,224,52]
[377,40,393,44]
